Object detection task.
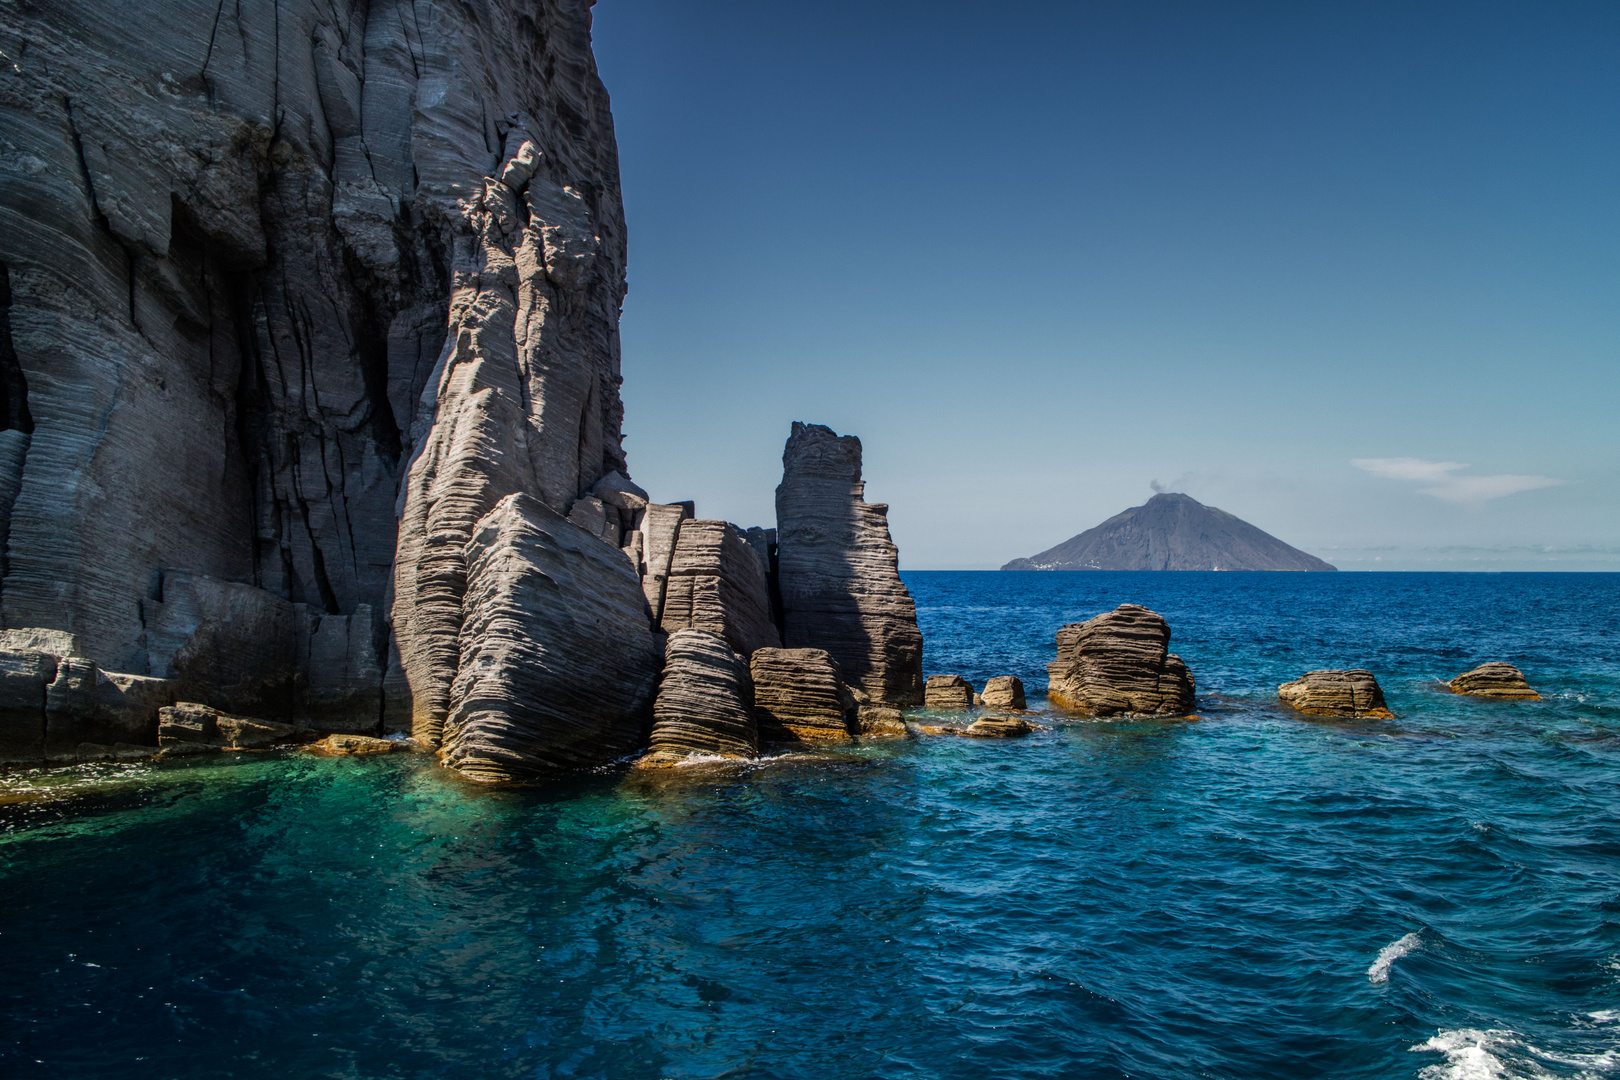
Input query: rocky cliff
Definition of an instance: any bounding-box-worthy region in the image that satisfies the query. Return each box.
[0,0,628,732]
[1003,493,1336,572]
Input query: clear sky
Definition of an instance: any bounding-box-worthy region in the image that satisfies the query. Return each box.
[590,1,1619,571]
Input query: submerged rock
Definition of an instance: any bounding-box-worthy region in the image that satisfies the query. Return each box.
[309,734,395,756]
[439,494,662,782]
[924,674,975,710]
[964,716,1033,738]
[1046,604,1196,716]
[775,423,924,705]
[1277,669,1394,719]
[750,647,851,743]
[1448,662,1540,700]
[639,630,757,766]
[980,675,1027,710]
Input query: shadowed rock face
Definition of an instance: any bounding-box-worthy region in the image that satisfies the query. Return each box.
[775,423,924,706]
[750,647,851,743]
[1004,493,1336,572]
[0,1,628,738]
[1449,662,1539,700]
[439,494,661,783]
[1046,604,1196,716]
[640,630,756,765]
[924,674,974,710]
[1278,669,1393,719]
[658,520,781,657]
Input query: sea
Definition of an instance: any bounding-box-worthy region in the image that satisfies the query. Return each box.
[2,571,1618,1080]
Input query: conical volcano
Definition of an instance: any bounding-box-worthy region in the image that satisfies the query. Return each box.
[1002,493,1336,571]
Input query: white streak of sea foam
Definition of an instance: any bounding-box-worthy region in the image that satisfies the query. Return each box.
[1369,932,1422,984]
[1411,1029,1525,1080]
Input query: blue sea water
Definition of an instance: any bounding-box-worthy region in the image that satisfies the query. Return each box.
[2,571,1619,1080]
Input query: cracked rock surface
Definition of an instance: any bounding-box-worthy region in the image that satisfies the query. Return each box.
[1046,604,1196,717]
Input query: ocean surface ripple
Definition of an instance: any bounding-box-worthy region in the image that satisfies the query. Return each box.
[2,572,1618,1079]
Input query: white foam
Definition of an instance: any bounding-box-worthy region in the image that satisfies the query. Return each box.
[1369,932,1422,984]
[1410,1029,1519,1080]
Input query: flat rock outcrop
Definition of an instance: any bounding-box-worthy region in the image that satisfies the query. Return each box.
[438,494,662,782]
[776,423,924,706]
[1005,493,1336,571]
[639,630,757,766]
[981,675,1027,710]
[924,674,975,710]
[1449,662,1540,700]
[965,716,1033,738]
[0,0,632,755]
[1277,670,1394,719]
[658,520,781,656]
[750,647,852,743]
[1046,605,1196,716]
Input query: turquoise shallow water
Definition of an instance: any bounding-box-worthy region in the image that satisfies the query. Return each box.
[2,571,1618,1079]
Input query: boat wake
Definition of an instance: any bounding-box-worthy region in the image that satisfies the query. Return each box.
[1411,1026,1620,1080]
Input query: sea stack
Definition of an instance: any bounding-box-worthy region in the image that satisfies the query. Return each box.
[1448,663,1540,700]
[1004,493,1335,571]
[1277,669,1394,719]
[1046,605,1196,716]
[775,423,925,705]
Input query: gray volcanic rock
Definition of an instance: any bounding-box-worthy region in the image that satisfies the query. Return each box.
[439,494,661,783]
[775,424,924,705]
[1449,662,1540,700]
[658,520,781,657]
[45,659,171,753]
[1277,670,1394,719]
[750,647,852,743]
[0,1,630,750]
[640,630,757,766]
[1046,604,1196,716]
[981,675,1027,711]
[1004,493,1335,572]
[0,646,57,764]
[924,674,975,710]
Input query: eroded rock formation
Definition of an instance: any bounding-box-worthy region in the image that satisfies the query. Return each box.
[437,494,661,782]
[924,674,974,710]
[750,647,852,743]
[1449,662,1539,700]
[0,1,628,748]
[981,675,1027,711]
[658,520,780,656]
[639,629,757,766]
[1277,669,1393,719]
[1046,604,1196,716]
[775,423,923,706]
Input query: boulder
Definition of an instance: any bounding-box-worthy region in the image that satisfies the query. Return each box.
[658,519,781,656]
[980,675,1026,710]
[157,702,219,745]
[1046,604,1196,716]
[855,705,908,737]
[965,715,1033,738]
[216,716,305,750]
[750,647,852,743]
[924,674,975,710]
[638,630,756,766]
[1277,669,1394,719]
[45,657,171,751]
[308,733,395,756]
[439,493,663,782]
[1448,662,1540,700]
[775,423,924,705]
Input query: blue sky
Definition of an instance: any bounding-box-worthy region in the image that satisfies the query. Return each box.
[591,1,1619,570]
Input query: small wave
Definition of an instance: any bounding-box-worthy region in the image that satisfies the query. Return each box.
[1369,931,1422,984]
[1411,1029,1522,1080]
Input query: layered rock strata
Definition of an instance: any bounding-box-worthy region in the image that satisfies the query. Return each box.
[1046,605,1196,716]
[639,630,757,766]
[965,716,1033,738]
[775,423,924,705]
[658,520,781,656]
[1448,662,1539,700]
[750,647,852,743]
[981,675,1027,710]
[924,674,975,710]
[0,1,629,746]
[437,494,662,782]
[1277,670,1394,719]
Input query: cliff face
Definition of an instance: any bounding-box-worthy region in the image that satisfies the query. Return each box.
[1004,493,1336,572]
[0,0,628,725]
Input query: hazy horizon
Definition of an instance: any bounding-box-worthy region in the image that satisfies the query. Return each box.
[592,1,1619,571]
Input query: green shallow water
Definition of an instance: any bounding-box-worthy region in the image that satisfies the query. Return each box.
[1,571,1618,1079]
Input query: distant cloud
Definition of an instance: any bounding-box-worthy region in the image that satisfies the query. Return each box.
[1352,457,1565,504]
